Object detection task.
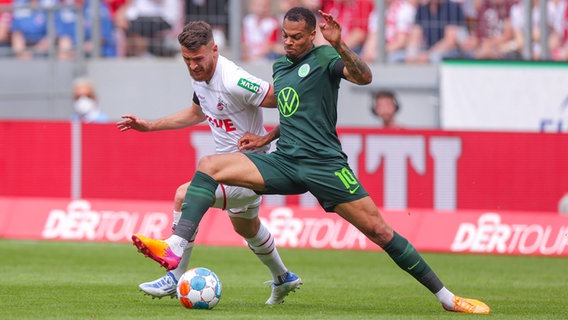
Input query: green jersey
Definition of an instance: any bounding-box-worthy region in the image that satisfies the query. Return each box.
[273,45,345,159]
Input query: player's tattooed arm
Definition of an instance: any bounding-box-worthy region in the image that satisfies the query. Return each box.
[335,42,372,85]
[318,10,372,85]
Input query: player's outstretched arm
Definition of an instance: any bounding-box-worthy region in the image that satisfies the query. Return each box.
[117,103,206,132]
[318,10,372,85]
[117,114,152,132]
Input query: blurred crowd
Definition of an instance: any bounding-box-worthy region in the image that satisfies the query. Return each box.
[0,0,567,62]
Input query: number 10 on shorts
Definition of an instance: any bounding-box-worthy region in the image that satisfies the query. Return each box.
[334,167,360,194]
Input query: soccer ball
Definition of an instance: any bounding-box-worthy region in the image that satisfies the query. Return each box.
[177,267,222,309]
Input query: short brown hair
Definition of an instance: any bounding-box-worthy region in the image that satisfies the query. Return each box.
[178,21,214,50]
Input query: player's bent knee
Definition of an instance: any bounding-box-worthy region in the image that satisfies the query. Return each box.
[196,155,219,175]
[362,222,393,247]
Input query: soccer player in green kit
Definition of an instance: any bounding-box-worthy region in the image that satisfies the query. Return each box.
[132,7,490,314]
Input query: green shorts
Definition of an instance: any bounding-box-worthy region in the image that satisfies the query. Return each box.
[245,151,368,212]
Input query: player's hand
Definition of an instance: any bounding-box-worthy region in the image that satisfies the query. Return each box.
[116,114,151,132]
[238,132,268,151]
[318,10,342,47]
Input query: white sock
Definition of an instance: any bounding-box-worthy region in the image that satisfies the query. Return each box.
[170,234,196,280]
[245,223,287,282]
[435,287,455,308]
[166,235,188,257]
[172,210,182,229]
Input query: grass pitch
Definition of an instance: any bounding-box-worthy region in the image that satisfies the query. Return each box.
[1,239,566,319]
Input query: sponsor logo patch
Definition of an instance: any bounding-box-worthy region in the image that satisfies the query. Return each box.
[238,78,260,93]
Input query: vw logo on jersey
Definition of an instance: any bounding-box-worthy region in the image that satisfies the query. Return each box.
[277,87,299,117]
[298,64,310,78]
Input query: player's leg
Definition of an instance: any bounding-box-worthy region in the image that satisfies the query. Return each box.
[137,230,197,298]
[137,181,258,297]
[307,159,489,314]
[172,182,190,229]
[230,213,288,278]
[138,182,197,298]
[132,151,307,277]
[174,153,265,244]
[132,153,263,270]
[333,198,489,314]
[227,199,302,304]
[169,182,205,280]
[170,182,199,279]
[137,181,254,298]
[225,194,289,280]
[334,198,440,286]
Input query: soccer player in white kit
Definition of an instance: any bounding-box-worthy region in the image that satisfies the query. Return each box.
[117,21,301,305]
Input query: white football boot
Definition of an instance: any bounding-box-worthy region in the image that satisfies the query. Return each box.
[139,271,178,299]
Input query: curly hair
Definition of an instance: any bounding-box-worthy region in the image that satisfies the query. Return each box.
[283,6,316,31]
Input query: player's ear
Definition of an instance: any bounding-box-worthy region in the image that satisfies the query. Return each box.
[309,29,316,42]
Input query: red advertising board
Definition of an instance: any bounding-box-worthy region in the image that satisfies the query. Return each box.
[0,121,71,197]
[2,121,567,213]
[81,124,197,200]
[1,197,566,256]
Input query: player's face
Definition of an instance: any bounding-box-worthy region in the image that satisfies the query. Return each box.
[281,19,316,61]
[181,42,218,82]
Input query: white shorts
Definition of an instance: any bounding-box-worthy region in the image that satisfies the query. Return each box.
[212,184,261,220]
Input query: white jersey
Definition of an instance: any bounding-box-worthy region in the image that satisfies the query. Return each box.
[192,55,270,155]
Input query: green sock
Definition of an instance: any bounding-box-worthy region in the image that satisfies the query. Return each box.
[172,171,217,241]
[383,231,443,294]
